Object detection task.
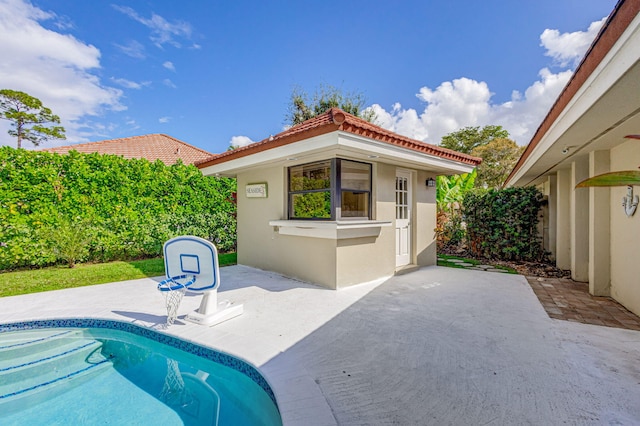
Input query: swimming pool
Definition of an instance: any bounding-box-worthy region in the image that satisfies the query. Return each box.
[0,319,282,426]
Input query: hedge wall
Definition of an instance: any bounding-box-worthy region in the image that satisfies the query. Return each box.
[0,147,236,270]
[463,186,545,261]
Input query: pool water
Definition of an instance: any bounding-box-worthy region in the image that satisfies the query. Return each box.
[0,322,281,426]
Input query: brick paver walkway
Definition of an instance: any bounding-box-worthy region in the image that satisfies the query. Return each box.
[526,276,640,331]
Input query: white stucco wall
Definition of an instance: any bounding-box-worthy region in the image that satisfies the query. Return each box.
[609,140,640,316]
[237,166,338,288]
[235,159,438,289]
[415,170,438,267]
[335,163,395,288]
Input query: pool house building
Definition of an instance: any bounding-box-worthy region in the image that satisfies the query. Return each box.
[198,108,480,289]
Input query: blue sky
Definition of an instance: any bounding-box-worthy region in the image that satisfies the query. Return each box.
[0,0,617,153]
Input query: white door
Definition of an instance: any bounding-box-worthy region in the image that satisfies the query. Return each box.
[395,170,411,267]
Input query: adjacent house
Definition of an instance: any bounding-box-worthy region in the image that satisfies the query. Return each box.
[197,108,481,289]
[505,0,640,315]
[43,134,213,165]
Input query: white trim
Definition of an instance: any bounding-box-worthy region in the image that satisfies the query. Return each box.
[200,131,475,177]
[336,132,473,173]
[268,220,392,240]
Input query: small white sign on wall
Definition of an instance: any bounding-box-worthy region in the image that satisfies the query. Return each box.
[245,183,268,198]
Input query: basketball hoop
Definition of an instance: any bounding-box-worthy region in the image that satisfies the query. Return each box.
[157,274,196,326]
[161,236,243,327]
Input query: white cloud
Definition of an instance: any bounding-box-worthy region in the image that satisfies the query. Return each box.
[112,4,192,48]
[114,40,145,59]
[163,61,175,72]
[540,17,606,67]
[158,116,170,123]
[368,18,603,146]
[162,78,177,88]
[0,0,124,146]
[110,77,150,89]
[229,135,254,148]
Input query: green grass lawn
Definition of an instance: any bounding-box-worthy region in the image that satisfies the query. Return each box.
[437,254,517,274]
[0,253,237,298]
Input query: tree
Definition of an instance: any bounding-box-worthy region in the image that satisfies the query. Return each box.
[471,138,525,189]
[440,125,509,154]
[435,169,476,248]
[0,89,66,148]
[286,84,376,126]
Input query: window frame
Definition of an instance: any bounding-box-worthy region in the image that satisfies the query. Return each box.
[287,158,372,220]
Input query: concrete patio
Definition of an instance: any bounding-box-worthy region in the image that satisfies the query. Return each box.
[1,266,639,425]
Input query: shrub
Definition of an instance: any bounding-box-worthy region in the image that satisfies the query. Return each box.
[39,216,94,268]
[0,147,236,270]
[463,186,545,261]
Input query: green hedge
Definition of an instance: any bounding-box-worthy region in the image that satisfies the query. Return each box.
[0,147,236,270]
[463,187,545,261]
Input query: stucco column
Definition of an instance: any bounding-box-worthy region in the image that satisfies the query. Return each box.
[589,150,610,296]
[571,157,589,282]
[547,174,557,260]
[555,168,571,270]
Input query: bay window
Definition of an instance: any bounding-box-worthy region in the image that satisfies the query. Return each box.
[288,158,371,220]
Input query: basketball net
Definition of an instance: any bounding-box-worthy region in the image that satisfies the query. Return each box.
[157,275,196,327]
[163,287,186,326]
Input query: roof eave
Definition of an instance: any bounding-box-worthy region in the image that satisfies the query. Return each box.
[505,0,640,187]
[200,130,477,178]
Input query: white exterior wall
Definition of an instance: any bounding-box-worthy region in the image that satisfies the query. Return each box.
[415,170,437,267]
[589,150,611,296]
[548,174,557,260]
[237,166,337,288]
[571,157,590,282]
[235,160,437,289]
[556,168,572,270]
[609,140,640,316]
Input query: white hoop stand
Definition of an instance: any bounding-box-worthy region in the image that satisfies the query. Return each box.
[163,236,243,327]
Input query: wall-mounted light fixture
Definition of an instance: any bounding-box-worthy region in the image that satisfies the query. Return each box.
[426,177,436,187]
[623,185,639,217]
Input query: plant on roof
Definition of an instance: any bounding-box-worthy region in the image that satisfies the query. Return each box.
[286,84,376,126]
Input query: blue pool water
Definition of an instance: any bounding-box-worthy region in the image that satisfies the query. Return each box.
[0,319,282,426]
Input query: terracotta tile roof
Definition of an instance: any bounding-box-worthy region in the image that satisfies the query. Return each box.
[506,0,640,185]
[196,108,481,169]
[42,134,213,165]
